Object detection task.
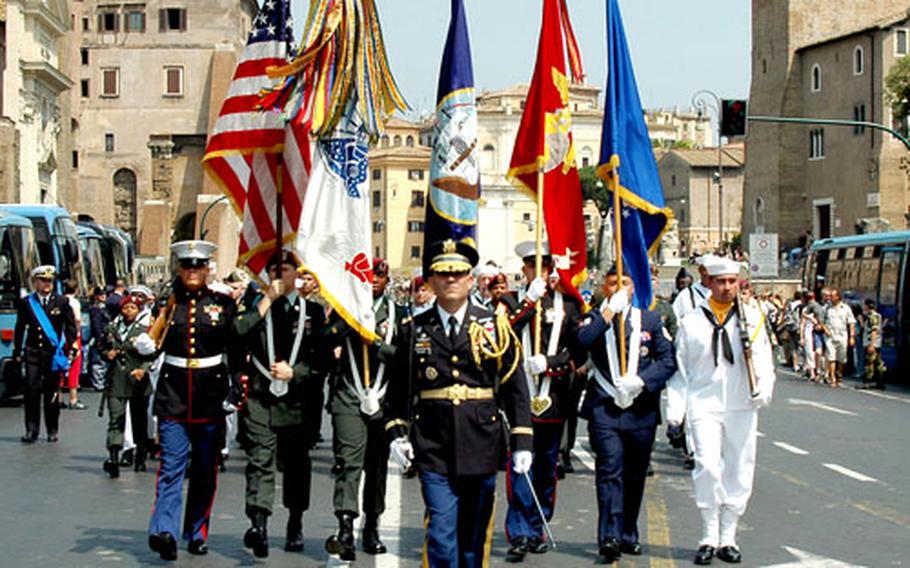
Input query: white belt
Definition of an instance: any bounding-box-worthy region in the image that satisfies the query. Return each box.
[163,354,223,369]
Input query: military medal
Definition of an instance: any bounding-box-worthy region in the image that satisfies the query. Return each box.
[204,304,223,323]
[425,367,439,380]
[530,395,552,416]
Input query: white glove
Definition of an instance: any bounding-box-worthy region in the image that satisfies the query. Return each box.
[607,288,630,314]
[222,400,238,414]
[525,277,548,303]
[617,374,645,400]
[390,437,415,472]
[512,450,533,475]
[135,333,156,356]
[750,391,772,409]
[527,354,548,376]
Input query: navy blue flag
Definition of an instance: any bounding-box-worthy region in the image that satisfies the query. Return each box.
[425,0,479,250]
[597,0,672,308]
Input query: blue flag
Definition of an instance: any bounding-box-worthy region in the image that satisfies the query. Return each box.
[425,0,479,250]
[597,0,671,308]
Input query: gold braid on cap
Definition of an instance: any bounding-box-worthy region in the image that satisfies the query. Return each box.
[468,313,522,384]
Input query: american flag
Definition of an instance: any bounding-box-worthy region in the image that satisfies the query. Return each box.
[202,0,309,281]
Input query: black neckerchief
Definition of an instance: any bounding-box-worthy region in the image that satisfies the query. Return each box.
[701,305,734,366]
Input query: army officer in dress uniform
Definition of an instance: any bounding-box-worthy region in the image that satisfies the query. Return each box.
[233,251,327,558]
[504,241,586,561]
[13,265,77,443]
[137,240,244,562]
[385,239,534,568]
[577,265,676,563]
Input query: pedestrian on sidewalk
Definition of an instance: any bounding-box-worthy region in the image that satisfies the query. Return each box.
[822,289,855,387]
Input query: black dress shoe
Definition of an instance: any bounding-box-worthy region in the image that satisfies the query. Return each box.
[716,545,741,563]
[244,525,269,558]
[119,448,134,467]
[285,513,304,552]
[47,434,58,443]
[599,537,621,562]
[325,511,356,561]
[527,536,549,554]
[506,536,529,562]
[361,520,387,554]
[20,435,37,444]
[149,532,178,561]
[188,539,208,555]
[620,541,643,555]
[694,544,715,565]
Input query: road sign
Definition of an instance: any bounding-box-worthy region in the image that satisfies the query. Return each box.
[749,233,779,277]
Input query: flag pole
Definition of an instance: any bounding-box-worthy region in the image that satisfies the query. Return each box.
[534,167,545,358]
[275,154,284,261]
[609,167,627,375]
[362,340,371,389]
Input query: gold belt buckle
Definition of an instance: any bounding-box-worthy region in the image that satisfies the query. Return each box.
[187,358,200,369]
[447,384,469,405]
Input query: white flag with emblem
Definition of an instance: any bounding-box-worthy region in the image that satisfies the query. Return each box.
[295,111,377,341]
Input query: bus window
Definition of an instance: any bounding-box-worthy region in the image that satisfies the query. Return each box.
[53,217,88,293]
[857,252,880,301]
[826,258,844,290]
[879,250,902,308]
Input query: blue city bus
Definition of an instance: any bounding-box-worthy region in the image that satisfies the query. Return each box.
[0,205,89,295]
[78,224,107,290]
[0,211,38,398]
[806,231,910,381]
[76,217,134,286]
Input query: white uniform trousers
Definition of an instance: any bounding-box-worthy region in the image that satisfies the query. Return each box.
[688,409,757,547]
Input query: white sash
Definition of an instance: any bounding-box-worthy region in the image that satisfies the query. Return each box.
[345,298,395,416]
[522,292,564,412]
[252,297,309,398]
[592,305,642,410]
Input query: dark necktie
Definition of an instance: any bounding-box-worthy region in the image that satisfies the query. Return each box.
[448,316,458,345]
[701,307,734,366]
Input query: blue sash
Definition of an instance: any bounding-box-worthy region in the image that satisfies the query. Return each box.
[27,294,70,373]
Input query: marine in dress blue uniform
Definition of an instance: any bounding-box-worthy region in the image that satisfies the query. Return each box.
[141,241,245,561]
[577,267,676,562]
[504,242,586,561]
[385,239,534,568]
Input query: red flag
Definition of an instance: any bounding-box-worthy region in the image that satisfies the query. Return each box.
[508,0,587,306]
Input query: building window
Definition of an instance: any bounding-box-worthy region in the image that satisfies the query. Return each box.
[80,48,89,65]
[82,16,90,31]
[897,29,908,56]
[372,221,383,233]
[671,174,677,187]
[99,11,119,33]
[164,66,184,97]
[762,58,767,74]
[72,151,79,169]
[411,245,421,259]
[754,197,766,228]
[159,8,187,32]
[809,129,825,159]
[393,135,402,146]
[380,135,389,148]
[408,221,425,233]
[105,133,115,153]
[408,169,424,181]
[482,144,495,171]
[810,63,821,92]
[372,190,381,209]
[853,103,866,135]
[101,68,120,97]
[853,45,864,75]
[80,79,89,98]
[411,190,425,207]
[406,135,415,147]
[523,212,533,231]
[125,10,146,33]
[372,168,381,180]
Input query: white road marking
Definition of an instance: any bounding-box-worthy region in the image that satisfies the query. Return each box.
[757,430,766,438]
[787,398,857,416]
[375,463,403,568]
[822,463,879,483]
[571,444,597,471]
[856,388,910,405]
[772,441,809,456]
[764,545,866,567]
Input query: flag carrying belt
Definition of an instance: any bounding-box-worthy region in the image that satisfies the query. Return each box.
[27,295,69,373]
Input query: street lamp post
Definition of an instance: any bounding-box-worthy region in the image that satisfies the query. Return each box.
[692,89,724,252]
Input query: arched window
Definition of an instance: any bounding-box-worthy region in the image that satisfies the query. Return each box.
[406,135,415,147]
[811,63,822,92]
[113,168,138,239]
[482,144,495,171]
[753,197,766,228]
[393,135,402,146]
[380,135,389,148]
[853,46,864,75]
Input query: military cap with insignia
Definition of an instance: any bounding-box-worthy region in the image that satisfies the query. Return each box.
[515,240,552,265]
[171,240,217,268]
[265,249,300,271]
[423,239,479,277]
[31,265,57,280]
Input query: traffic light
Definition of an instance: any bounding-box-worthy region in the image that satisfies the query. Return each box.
[721,99,748,137]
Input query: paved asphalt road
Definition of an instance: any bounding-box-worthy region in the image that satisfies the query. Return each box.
[1,369,908,567]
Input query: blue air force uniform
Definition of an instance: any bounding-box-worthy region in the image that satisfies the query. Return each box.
[577,307,676,556]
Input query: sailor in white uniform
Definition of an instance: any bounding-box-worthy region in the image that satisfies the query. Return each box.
[672,255,715,322]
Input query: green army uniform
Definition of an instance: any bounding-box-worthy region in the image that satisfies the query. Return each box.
[653,295,678,339]
[233,290,327,555]
[103,314,153,476]
[325,295,407,560]
[862,309,885,388]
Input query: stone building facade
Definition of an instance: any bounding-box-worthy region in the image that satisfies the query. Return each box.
[658,146,745,256]
[745,1,910,250]
[69,0,257,264]
[0,0,73,205]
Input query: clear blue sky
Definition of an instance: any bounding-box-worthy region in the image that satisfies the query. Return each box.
[289,0,751,115]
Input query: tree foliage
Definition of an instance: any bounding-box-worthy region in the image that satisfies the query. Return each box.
[885,56,910,132]
[579,165,609,215]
